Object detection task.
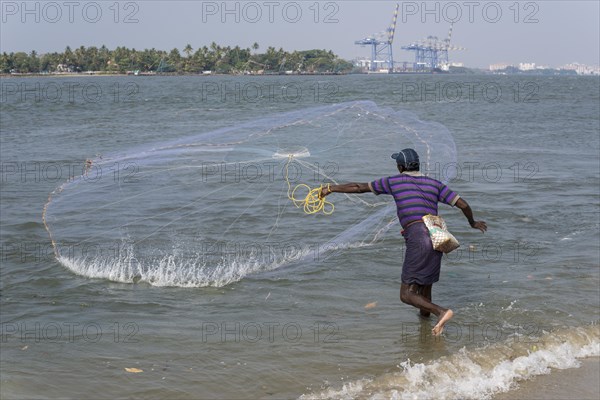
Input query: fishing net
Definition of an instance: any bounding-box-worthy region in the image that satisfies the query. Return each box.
[43,100,457,287]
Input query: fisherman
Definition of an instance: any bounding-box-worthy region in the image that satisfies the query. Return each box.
[319,148,487,335]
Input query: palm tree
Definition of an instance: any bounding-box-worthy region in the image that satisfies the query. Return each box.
[86,46,99,71]
[13,52,30,73]
[74,46,86,70]
[28,50,40,72]
[62,46,73,66]
[0,52,12,73]
[99,45,110,71]
[168,48,182,72]
[209,42,223,70]
[183,44,193,58]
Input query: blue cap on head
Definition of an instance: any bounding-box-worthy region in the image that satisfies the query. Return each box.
[391,148,419,167]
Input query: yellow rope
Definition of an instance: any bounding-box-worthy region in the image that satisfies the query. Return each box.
[285,155,334,215]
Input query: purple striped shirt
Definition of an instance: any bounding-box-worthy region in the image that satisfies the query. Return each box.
[370,172,460,228]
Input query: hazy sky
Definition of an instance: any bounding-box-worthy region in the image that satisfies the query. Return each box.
[1,0,599,68]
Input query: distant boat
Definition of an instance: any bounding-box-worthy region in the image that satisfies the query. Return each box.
[127,70,157,76]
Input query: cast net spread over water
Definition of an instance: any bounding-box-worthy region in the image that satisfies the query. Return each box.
[43,101,457,287]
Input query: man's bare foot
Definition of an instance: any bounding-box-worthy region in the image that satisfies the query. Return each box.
[432,309,453,336]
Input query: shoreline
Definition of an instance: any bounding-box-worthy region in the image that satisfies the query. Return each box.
[0,71,349,78]
[493,356,600,400]
[3,71,591,79]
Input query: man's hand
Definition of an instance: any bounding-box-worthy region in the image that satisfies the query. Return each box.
[456,198,487,233]
[319,186,332,199]
[470,220,487,233]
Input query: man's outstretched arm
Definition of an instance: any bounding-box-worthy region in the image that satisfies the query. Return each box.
[320,183,371,197]
[455,198,487,233]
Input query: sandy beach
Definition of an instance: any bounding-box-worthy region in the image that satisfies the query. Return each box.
[494,356,600,400]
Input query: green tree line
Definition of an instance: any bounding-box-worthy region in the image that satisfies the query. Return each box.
[1,43,354,74]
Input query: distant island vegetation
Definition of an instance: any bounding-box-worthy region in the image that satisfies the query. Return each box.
[1,43,355,75]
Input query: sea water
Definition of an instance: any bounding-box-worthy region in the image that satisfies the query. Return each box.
[1,74,598,399]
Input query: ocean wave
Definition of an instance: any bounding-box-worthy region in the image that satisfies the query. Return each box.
[301,324,599,400]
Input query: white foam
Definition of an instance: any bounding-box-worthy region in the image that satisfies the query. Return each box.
[301,326,600,400]
[57,241,316,287]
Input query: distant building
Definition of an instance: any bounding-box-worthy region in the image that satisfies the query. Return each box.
[56,64,73,73]
[561,63,600,75]
[489,63,512,71]
[518,62,536,71]
[489,60,600,75]
[354,58,372,70]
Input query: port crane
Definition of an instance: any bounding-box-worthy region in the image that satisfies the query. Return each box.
[354,4,399,72]
[402,23,465,72]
